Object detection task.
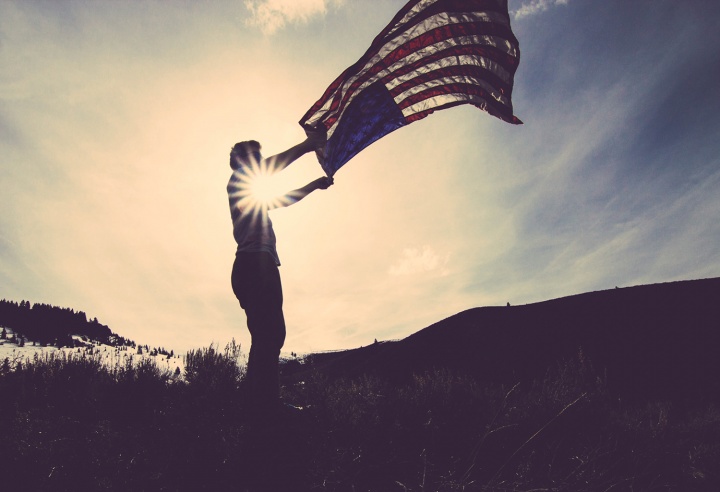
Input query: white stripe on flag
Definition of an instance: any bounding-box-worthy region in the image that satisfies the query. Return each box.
[384,51,514,91]
[400,92,492,118]
[393,75,511,107]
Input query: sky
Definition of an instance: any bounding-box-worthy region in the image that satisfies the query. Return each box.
[2,0,720,355]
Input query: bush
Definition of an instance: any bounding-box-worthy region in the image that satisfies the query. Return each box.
[184,339,245,393]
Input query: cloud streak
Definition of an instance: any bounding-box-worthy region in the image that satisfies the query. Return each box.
[389,246,450,276]
[513,0,570,19]
[244,0,344,34]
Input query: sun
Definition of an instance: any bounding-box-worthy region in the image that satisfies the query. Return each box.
[234,159,288,210]
[249,172,284,206]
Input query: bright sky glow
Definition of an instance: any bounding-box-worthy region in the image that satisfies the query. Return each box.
[250,173,285,206]
[231,158,289,210]
[2,0,720,355]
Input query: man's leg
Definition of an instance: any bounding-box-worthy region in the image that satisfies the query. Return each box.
[232,252,286,411]
[245,305,285,408]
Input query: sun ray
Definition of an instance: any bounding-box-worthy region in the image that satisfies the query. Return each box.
[230,158,287,213]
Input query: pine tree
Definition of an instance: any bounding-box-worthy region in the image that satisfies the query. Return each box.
[1,327,6,339]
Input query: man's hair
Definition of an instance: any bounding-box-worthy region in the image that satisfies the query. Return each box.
[230,140,261,169]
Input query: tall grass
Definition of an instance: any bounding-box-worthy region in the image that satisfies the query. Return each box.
[1,347,718,491]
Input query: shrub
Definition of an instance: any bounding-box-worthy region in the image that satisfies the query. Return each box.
[183,339,245,392]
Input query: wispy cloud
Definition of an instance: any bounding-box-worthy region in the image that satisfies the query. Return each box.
[513,0,571,19]
[389,246,449,276]
[244,0,344,34]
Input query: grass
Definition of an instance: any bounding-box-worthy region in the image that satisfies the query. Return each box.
[1,346,719,491]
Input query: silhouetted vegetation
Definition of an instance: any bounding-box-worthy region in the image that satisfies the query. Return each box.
[2,280,718,490]
[1,346,718,492]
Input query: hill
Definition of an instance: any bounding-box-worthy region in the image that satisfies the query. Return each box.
[0,299,182,375]
[0,299,130,348]
[297,277,720,404]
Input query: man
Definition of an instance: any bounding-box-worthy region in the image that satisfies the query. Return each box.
[227,135,332,415]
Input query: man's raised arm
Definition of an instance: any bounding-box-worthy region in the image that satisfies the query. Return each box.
[269,176,334,209]
[264,130,326,173]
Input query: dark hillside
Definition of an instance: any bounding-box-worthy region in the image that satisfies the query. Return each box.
[299,277,720,404]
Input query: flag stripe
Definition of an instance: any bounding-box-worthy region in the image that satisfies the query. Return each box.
[383,45,514,90]
[376,0,513,47]
[300,0,520,175]
[389,65,510,107]
[399,83,515,121]
[394,73,509,110]
[404,97,469,122]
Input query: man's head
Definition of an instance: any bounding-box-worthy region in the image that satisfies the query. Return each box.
[230,140,262,170]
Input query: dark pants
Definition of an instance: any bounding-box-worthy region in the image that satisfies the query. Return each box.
[231,251,286,410]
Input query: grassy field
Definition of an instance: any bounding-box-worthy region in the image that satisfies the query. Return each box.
[1,344,718,491]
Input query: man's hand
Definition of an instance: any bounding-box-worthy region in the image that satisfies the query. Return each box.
[275,176,334,209]
[304,127,327,149]
[314,176,334,190]
[266,129,328,173]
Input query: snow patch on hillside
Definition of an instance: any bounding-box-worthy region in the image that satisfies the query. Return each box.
[0,327,184,376]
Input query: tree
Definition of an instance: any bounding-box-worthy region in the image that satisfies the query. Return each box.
[1,327,6,339]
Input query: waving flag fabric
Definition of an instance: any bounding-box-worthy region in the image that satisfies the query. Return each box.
[300,0,521,176]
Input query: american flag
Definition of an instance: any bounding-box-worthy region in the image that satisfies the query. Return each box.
[300,0,522,176]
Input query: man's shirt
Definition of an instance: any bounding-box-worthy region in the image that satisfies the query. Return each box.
[227,168,281,265]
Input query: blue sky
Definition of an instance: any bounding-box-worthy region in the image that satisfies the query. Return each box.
[2,0,719,354]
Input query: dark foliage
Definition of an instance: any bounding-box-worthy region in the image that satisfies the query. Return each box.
[2,278,719,490]
[1,347,719,492]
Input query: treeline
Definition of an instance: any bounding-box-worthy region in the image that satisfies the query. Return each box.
[135,344,175,358]
[0,299,133,348]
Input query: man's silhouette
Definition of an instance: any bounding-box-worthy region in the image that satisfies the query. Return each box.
[227,135,331,417]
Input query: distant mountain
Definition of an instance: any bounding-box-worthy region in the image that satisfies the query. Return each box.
[298,278,720,404]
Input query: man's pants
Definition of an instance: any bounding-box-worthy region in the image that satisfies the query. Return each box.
[231,251,286,409]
